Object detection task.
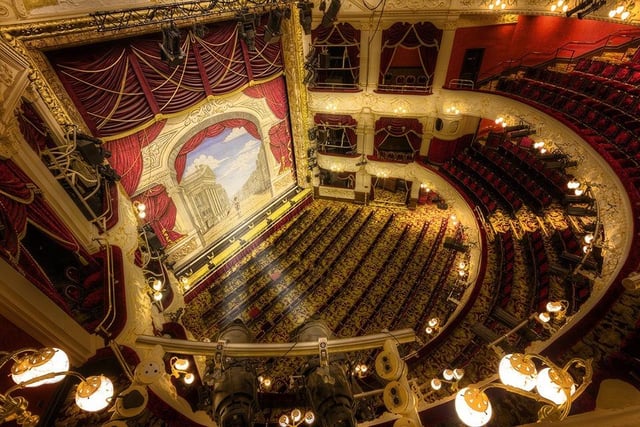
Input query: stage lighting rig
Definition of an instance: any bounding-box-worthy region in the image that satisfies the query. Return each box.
[160,23,185,67]
[297,1,313,35]
[320,0,341,28]
[238,9,258,51]
[265,8,285,44]
[577,0,607,18]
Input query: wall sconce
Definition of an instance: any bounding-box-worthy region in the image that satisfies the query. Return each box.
[147,276,164,303]
[170,356,195,385]
[133,201,146,220]
[494,116,508,128]
[353,362,369,378]
[1,347,114,425]
[488,0,507,9]
[455,353,592,426]
[444,106,460,115]
[258,375,273,391]
[425,317,441,335]
[537,300,569,326]
[609,3,632,20]
[550,0,570,12]
[430,368,465,393]
[279,408,315,426]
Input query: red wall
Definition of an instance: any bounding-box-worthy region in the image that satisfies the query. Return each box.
[445,15,639,86]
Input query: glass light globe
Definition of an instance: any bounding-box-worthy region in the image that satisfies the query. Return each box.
[172,357,189,371]
[11,347,70,387]
[538,312,551,323]
[431,378,442,390]
[443,369,454,381]
[183,373,195,384]
[75,375,114,412]
[428,318,439,328]
[536,367,576,405]
[547,301,565,313]
[152,279,163,291]
[455,387,492,427]
[279,414,290,427]
[498,353,537,391]
[621,11,630,19]
[616,5,625,14]
[138,211,146,219]
[304,411,315,424]
[453,368,465,381]
[152,291,163,301]
[291,408,302,422]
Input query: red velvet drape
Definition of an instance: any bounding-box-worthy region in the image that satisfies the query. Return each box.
[133,184,183,246]
[243,77,288,119]
[104,120,166,195]
[175,118,261,182]
[374,117,423,151]
[379,22,442,86]
[17,101,54,153]
[268,119,293,172]
[49,18,284,137]
[312,23,361,82]
[314,113,358,147]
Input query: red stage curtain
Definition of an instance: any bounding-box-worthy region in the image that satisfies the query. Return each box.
[175,118,261,182]
[133,184,183,246]
[104,120,166,195]
[268,119,293,172]
[17,100,54,153]
[49,18,284,137]
[379,22,442,86]
[243,77,288,119]
[314,113,358,147]
[374,117,423,152]
[312,23,361,82]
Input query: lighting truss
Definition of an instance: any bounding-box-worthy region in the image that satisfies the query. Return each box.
[91,0,293,32]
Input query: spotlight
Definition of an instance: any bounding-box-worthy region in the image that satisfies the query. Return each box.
[159,23,185,67]
[238,10,257,51]
[320,0,341,28]
[297,1,313,35]
[265,9,284,44]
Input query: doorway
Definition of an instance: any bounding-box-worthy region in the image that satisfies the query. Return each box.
[459,48,485,84]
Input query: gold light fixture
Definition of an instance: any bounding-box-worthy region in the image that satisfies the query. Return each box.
[425,317,441,335]
[455,353,592,426]
[170,356,195,385]
[430,367,465,392]
[279,408,315,426]
[538,300,569,324]
[1,347,114,425]
[133,201,146,220]
[608,3,633,19]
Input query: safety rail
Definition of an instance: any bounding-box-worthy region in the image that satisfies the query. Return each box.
[94,239,118,338]
[475,30,640,88]
[40,125,111,232]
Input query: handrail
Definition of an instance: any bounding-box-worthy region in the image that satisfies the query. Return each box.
[94,240,117,337]
[475,29,640,86]
[41,125,110,233]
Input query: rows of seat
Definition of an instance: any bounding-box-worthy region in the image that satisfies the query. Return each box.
[471,146,552,213]
[497,230,515,309]
[524,230,552,313]
[440,161,498,215]
[498,141,568,199]
[497,77,640,171]
[455,152,524,214]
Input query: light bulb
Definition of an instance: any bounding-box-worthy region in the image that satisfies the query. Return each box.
[279,415,290,427]
[172,358,189,371]
[455,387,492,427]
[621,11,630,19]
[443,369,454,381]
[11,347,69,387]
[291,408,302,422]
[499,354,537,391]
[616,5,625,14]
[152,279,163,291]
[536,368,576,405]
[453,368,465,380]
[75,375,114,412]
[610,9,617,17]
[138,211,146,219]
[183,373,195,384]
[538,312,551,323]
[152,291,163,301]
[304,411,315,424]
